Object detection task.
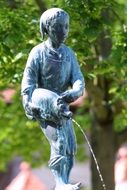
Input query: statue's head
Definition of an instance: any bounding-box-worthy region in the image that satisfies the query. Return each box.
[40,8,69,44]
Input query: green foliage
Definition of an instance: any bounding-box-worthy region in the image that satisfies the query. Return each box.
[0,0,40,87]
[73,113,91,162]
[114,109,127,132]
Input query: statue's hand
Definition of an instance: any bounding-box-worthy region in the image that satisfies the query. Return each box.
[61,90,77,103]
[25,102,35,120]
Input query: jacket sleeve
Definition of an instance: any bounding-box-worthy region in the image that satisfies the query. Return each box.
[21,47,39,110]
[70,49,85,100]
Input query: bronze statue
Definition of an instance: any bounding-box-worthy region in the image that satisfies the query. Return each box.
[21,8,85,190]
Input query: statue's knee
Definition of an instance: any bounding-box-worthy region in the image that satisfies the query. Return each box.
[49,155,66,170]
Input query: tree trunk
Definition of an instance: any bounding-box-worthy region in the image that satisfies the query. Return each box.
[34,0,47,13]
[90,115,115,190]
[87,8,116,189]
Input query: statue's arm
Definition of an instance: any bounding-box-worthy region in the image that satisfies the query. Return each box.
[61,50,85,103]
[21,48,39,119]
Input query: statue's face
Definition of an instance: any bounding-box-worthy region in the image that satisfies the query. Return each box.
[48,16,69,45]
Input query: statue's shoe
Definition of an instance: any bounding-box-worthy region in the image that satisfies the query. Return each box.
[55,182,81,190]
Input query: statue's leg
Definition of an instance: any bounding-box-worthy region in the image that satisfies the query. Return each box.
[63,119,77,183]
[65,155,74,183]
[40,121,68,187]
[40,120,81,190]
[62,120,81,190]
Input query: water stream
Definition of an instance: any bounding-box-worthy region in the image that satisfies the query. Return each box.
[72,119,107,190]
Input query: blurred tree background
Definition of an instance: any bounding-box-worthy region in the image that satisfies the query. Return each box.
[1,0,127,189]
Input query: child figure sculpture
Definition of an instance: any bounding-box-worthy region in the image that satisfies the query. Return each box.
[21,8,85,190]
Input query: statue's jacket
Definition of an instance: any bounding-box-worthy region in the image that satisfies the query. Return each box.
[21,42,85,156]
[21,42,84,103]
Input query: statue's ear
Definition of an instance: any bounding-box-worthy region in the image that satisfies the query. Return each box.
[40,23,47,40]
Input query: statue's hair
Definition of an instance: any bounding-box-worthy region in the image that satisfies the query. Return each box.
[40,8,69,39]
